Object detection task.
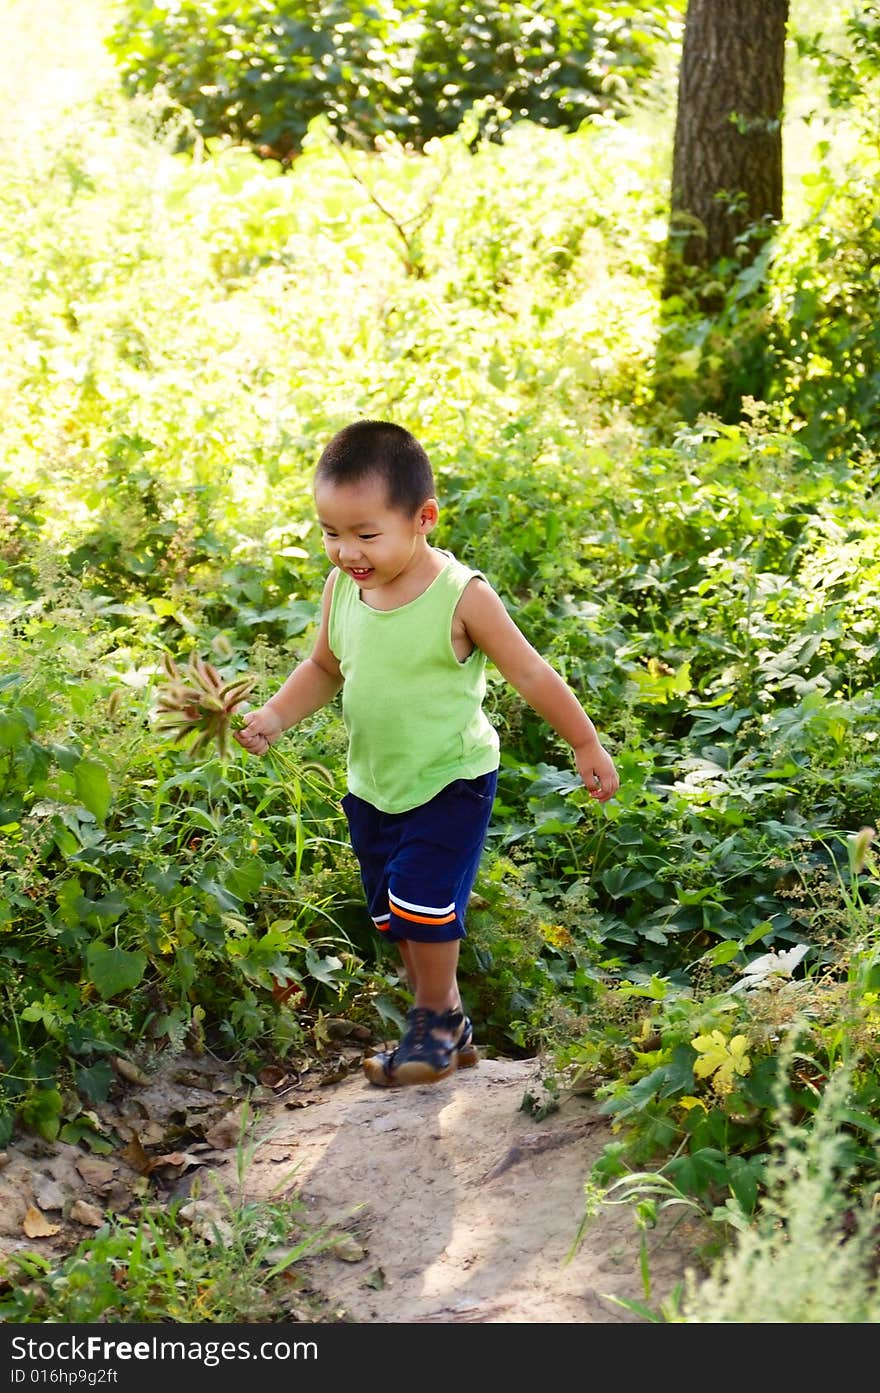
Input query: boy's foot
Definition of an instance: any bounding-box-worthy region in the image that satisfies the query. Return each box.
[363,1009,477,1088]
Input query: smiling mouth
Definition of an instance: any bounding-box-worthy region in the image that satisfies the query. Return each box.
[349,567,373,579]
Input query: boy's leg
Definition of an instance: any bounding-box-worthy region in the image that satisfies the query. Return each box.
[365,773,497,1086]
[404,938,459,1014]
[396,939,419,998]
[344,775,496,1085]
[391,937,461,1014]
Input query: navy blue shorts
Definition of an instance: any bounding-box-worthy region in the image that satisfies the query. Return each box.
[341,770,498,944]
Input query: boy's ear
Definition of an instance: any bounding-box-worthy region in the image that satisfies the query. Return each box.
[418,498,440,533]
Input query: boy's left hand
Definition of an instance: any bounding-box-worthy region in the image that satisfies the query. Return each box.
[574,741,620,803]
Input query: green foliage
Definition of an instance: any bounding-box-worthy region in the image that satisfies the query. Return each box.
[574,1045,880,1322]
[556,827,880,1226]
[107,0,679,157]
[675,1048,880,1322]
[0,612,365,1135]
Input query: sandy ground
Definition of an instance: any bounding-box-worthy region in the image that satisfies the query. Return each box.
[204,1054,709,1323]
[0,1050,710,1324]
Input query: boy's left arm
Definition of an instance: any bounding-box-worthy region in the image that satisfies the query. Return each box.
[459,579,619,802]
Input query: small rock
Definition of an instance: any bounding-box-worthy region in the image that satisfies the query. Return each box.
[332,1235,366,1263]
[34,1177,67,1212]
[178,1200,233,1245]
[75,1157,117,1190]
[104,1182,138,1214]
[325,1019,371,1041]
[68,1199,104,1228]
[172,1070,218,1091]
[112,1056,152,1086]
[0,1188,27,1236]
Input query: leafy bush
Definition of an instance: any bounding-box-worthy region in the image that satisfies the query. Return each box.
[675,1049,880,1322]
[106,0,679,156]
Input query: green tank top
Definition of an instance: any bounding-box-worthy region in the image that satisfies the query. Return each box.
[328,550,500,813]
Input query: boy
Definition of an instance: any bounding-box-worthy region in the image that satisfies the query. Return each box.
[235,420,619,1087]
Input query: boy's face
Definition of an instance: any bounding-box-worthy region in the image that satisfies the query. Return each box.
[314,474,438,591]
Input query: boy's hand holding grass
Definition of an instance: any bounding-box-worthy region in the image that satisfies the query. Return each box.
[573,737,619,803]
[152,650,334,796]
[234,704,285,756]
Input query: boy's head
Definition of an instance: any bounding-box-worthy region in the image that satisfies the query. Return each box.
[314,419,434,517]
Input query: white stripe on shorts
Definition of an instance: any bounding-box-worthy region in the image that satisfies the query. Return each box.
[389,891,456,917]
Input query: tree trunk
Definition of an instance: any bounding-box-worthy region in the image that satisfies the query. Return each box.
[664,0,789,297]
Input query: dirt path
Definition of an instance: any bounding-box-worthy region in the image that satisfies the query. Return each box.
[0,1050,708,1324]
[202,1054,707,1323]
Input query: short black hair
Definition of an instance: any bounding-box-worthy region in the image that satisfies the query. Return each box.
[314,420,435,516]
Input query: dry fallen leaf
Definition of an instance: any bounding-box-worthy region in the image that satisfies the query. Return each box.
[204,1111,246,1150]
[112,1056,152,1086]
[119,1129,152,1175]
[133,1120,167,1147]
[143,1150,206,1178]
[283,1095,325,1111]
[319,1056,351,1085]
[22,1205,60,1239]
[172,1070,219,1091]
[258,1065,290,1089]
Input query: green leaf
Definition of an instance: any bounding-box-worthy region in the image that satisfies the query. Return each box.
[667,1146,729,1197]
[48,742,82,771]
[224,859,266,901]
[0,712,29,750]
[702,939,742,967]
[601,866,657,898]
[599,1065,669,1118]
[21,1088,64,1142]
[73,1060,117,1106]
[199,877,243,912]
[726,1153,765,1216]
[144,864,182,894]
[86,943,147,1000]
[370,993,407,1033]
[304,947,343,987]
[73,759,112,822]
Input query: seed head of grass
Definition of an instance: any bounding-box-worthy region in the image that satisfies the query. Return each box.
[153,650,336,800]
[153,650,257,759]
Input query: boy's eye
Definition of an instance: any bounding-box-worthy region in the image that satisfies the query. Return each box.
[359,533,379,541]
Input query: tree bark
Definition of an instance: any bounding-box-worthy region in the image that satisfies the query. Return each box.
[664,0,789,296]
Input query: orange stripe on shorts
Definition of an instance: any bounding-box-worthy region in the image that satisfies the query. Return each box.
[390,905,457,926]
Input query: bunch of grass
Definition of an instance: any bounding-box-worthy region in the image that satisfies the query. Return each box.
[153,651,334,797]
[153,651,257,758]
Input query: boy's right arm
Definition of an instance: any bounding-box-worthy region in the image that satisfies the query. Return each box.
[234,571,343,756]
